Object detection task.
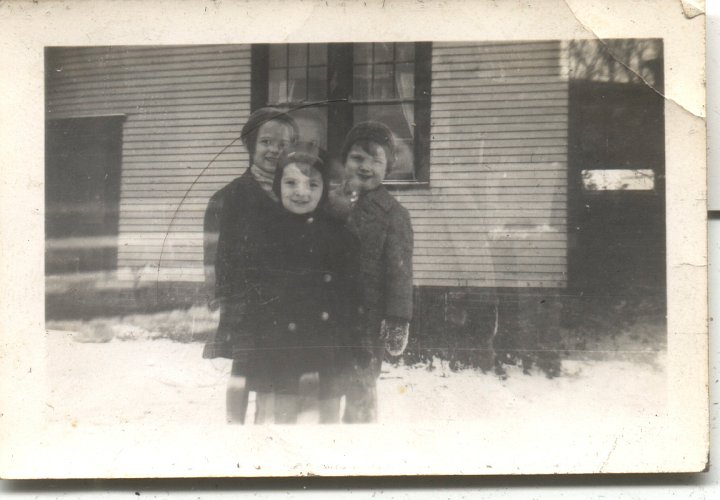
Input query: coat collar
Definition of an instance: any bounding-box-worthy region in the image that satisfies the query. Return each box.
[240,168,273,199]
[361,185,395,213]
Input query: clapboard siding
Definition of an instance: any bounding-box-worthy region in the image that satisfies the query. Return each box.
[396,41,568,288]
[47,46,251,280]
[47,42,568,288]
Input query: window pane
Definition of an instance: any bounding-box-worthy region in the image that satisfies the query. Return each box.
[581,169,655,191]
[354,43,372,64]
[285,106,328,150]
[354,103,414,139]
[353,103,415,180]
[268,68,287,103]
[395,43,415,62]
[373,63,394,99]
[395,62,415,99]
[374,42,393,63]
[307,66,327,101]
[386,138,415,181]
[288,44,308,67]
[308,44,327,65]
[269,44,287,68]
[353,64,372,100]
[288,67,307,101]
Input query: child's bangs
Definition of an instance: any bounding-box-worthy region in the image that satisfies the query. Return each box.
[282,150,326,178]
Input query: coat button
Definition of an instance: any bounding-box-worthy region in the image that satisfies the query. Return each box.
[288,322,297,331]
[306,217,314,224]
[320,312,329,321]
[323,273,332,283]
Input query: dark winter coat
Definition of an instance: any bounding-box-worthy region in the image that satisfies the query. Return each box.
[246,210,362,382]
[201,181,232,303]
[203,170,362,388]
[202,170,284,361]
[347,185,414,328]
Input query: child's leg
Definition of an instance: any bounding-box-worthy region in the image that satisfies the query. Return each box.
[254,392,274,424]
[317,368,341,424]
[342,339,383,423]
[273,373,300,424]
[226,375,250,424]
[273,394,299,424]
[293,371,340,423]
[319,397,341,423]
[342,377,378,423]
[297,372,320,423]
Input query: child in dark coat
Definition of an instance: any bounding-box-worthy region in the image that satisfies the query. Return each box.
[206,138,362,424]
[247,146,362,423]
[330,121,414,423]
[202,107,299,423]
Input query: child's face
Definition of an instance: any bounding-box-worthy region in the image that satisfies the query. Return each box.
[344,142,387,193]
[253,120,293,174]
[280,163,324,215]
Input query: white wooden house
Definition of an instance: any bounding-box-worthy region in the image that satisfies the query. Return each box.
[45,41,665,326]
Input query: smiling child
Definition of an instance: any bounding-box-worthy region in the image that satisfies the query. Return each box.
[335,121,415,423]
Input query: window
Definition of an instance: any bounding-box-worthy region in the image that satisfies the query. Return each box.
[266,44,329,151]
[581,169,655,191]
[252,42,431,184]
[45,116,125,273]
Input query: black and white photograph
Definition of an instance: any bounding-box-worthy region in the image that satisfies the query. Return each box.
[43,38,668,425]
[0,0,708,479]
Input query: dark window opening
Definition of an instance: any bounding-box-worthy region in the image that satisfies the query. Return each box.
[45,116,125,273]
[253,42,431,185]
[567,39,665,298]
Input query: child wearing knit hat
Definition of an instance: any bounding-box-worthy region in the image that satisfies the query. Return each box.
[203,107,299,423]
[334,121,414,423]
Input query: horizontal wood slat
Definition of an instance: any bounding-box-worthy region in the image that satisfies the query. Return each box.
[433,50,561,64]
[430,154,567,164]
[432,82,568,97]
[431,114,568,127]
[433,68,566,81]
[432,41,562,53]
[432,57,563,73]
[52,45,250,61]
[412,277,565,288]
[50,94,251,112]
[432,107,567,119]
[431,130,568,140]
[431,142,567,152]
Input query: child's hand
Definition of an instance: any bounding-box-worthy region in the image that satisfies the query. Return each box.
[344,177,363,200]
[380,318,409,356]
[326,180,358,220]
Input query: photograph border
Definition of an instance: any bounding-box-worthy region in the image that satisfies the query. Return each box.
[0,0,708,479]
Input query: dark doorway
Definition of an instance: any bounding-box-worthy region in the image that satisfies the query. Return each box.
[567,80,666,299]
[45,116,125,273]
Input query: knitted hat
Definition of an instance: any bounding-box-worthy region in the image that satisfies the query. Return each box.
[241,107,299,160]
[340,121,396,171]
[272,142,330,208]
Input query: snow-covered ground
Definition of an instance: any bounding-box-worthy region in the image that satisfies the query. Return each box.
[45,328,665,427]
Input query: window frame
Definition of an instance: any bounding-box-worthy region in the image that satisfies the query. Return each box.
[251,42,432,187]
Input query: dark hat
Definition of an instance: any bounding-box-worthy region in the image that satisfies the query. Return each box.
[272,142,330,207]
[340,121,396,170]
[241,107,299,159]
